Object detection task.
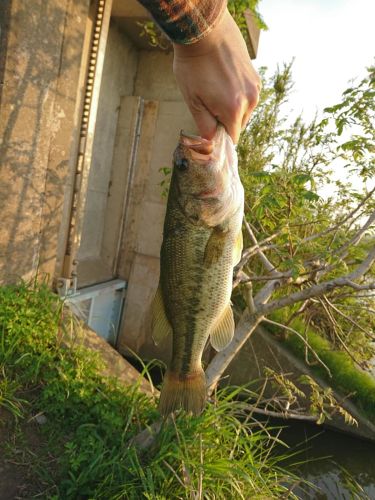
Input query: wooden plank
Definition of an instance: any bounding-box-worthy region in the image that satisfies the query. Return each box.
[116,99,159,280]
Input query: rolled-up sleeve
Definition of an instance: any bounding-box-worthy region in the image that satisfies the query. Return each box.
[137,0,227,45]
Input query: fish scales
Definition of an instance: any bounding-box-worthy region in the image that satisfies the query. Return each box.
[151,126,244,416]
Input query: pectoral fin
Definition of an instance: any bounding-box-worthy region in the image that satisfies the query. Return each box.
[151,284,172,346]
[210,304,235,351]
[204,228,227,266]
[233,230,243,266]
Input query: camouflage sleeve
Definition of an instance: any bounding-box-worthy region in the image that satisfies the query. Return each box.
[137,0,227,45]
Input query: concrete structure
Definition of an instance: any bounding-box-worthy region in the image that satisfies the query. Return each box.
[0,0,260,360]
[0,0,91,284]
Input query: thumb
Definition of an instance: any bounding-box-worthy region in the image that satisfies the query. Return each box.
[188,100,218,140]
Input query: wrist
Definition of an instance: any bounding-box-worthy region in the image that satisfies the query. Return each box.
[173,8,231,57]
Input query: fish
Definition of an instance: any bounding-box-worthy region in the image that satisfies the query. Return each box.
[151,125,244,417]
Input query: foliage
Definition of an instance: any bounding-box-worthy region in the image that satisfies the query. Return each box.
[299,375,357,426]
[234,62,375,365]
[0,281,302,499]
[227,0,267,44]
[263,367,357,426]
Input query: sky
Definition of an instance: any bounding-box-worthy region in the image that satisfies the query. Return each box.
[253,0,374,121]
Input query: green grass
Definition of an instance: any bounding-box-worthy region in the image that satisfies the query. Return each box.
[268,310,375,422]
[0,280,302,499]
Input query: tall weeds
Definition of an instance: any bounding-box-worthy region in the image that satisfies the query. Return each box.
[0,281,302,499]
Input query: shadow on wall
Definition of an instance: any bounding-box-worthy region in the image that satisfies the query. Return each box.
[0,0,88,284]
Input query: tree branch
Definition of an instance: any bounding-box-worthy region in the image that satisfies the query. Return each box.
[235,232,280,272]
[300,186,375,245]
[242,403,319,422]
[257,245,375,316]
[262,318,332,377]
[336,211,375,257]
[206,312,262,394]
[243,219,277,274]
[323,296,375,341]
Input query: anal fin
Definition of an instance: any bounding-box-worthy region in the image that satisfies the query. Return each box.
[210,304,235,351]
[151,284,172,346]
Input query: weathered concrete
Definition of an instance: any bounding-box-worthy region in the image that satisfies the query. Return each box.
[63,307,157,398]
[38,0,92,280]
[77,20,138,282]
[0,0,90,284]
[229,326,375,442]
[115,98,160,281]
[134,51,183,103]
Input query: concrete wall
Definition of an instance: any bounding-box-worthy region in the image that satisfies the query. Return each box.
[77,20,138,286]
[0,0,90,284]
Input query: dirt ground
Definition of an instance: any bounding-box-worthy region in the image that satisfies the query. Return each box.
[0,408,50,499]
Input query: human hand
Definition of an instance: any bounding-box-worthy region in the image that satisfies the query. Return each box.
[173,9,261,144]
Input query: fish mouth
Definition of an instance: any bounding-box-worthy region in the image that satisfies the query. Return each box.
[192,187,223,199]
[180,131,213,161]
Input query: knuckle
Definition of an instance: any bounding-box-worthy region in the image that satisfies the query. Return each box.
[246,82,261,108]
[228,95,244,120]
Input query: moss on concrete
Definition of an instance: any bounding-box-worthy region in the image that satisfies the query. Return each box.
[268,311,375,422]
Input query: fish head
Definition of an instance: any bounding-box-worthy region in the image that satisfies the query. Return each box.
[173,125,243,227]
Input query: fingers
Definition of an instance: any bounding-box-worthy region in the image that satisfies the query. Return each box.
[225,116,242,145]
[221,97,252,144]
[241,107,253,131]
[189,89,259,144]
[188,98,218,141]
[231,87,261,142]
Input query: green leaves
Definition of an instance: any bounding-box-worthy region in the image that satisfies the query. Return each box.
[302,190,320,202]
[236,62,375,379]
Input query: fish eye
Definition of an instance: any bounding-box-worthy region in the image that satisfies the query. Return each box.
[176,158,189,171]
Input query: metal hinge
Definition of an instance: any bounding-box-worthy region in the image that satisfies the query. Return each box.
[56,276,78,298]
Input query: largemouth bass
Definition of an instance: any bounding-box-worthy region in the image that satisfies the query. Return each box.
[152,125,244,416]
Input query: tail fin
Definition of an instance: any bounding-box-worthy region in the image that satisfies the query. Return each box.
[158,369,206,417]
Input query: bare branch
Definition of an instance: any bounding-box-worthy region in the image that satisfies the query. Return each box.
[323,296,375,341]
[318,297,363,367]
[254,278,282,305]
[243,281,256,314]
[236,232,280,271]
[243,219,276,274]
[206,313,262,394]
[242,404,319,422]
[257,245,375,316]
[333,292,375,300]
[336,211,375,257]
[300,186,375,245]
[337,303,375,315]
[262,318,332,377]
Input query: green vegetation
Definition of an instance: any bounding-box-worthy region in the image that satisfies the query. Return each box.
[0,281,302,499]
[232,63,375,410]
[267,310,375,422]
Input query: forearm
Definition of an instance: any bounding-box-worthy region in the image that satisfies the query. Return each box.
[137,0,227,44]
